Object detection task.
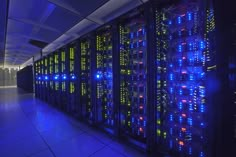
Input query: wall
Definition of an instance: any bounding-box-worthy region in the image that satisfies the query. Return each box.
[0,68,18,86]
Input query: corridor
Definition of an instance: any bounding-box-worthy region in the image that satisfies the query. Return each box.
[0,87,148,157]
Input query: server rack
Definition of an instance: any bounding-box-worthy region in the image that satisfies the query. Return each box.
[118,6,152,149]
[95,25,115,134]
[36,59,43,99]
[48,53,54,105]
[79,35,94,121]
[67,42,79,114]
[32,1,235,156]
[34,60,40,98]
[59,48,68,110]
[52,50,60,106]
[154,0,216,156]
[42,56,49,102]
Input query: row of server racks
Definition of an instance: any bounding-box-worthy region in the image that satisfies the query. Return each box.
[34,0,236,157]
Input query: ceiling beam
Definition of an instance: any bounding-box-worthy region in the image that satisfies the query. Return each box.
[47,0,81,16]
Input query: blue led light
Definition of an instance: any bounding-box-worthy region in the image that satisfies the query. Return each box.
[178,102,183,110]
[71,75,76,80]
[169,73,174,80]
[189,42,193,51]
[179,89,183,95]
[169,64,173,68]
[187,118,193,126]
[170,87,173,93]
[189,74,194,81]
[96,74,101,79]
[189,103,193,111]
[187,12,192,21]
[38,76,41,80]
[169,114,173,121]
[189,30,192,36]
[200,72,205,78]
[54,75,59,80]
[168,20,172,25]
[130,32,134,39]
[178,59,182,66]
[178,44,182,52]
[170,128,173,135]
[200,122,204,126]
[178,30,181,36]
[200,151,204,157]
[189,147,192,155]
[62,74,67,80]
[179,145,182,151]
[179,116,183,123]
[142,28,145,35]
[142,41,146,46]
[177,16,181,24]
[200,41,205,49]
[44,76,49,80]
[200,89,205,97]
[200,104,205,113]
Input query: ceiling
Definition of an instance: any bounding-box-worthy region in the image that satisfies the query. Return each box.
[0,0,148,67]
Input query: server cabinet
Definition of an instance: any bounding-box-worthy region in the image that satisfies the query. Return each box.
[154,0,216,156]
[95,25,116,134]
[79,36,94,121]
[118,5,152,149]
[48,53,54,105]
[67,42,79,114]
[59,48,68,110]
[42,56,49,102]
[34,60,40,98]
[52,51,61,106]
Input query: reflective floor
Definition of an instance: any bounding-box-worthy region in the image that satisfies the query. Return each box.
[0,87,149,157]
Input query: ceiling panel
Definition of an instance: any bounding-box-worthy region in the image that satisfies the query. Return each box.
[88,0,142,24]
[44,6,83,33]
[48,0,109,17]
[4,0,149,66]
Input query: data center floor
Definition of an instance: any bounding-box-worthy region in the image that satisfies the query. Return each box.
[0,87,150,157]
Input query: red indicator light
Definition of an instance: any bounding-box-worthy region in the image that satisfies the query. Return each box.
[182,113,186,117]
[182,100,187,103]
[182,71,187,74]
[139,106,143,109]
[181,128,186,132]
[182,56,186,59]
[139,51,143,53]
[179,141,184,146]
[182,85,187,88]
[138,28,142,32]
[139,95,143,98]
[139,127,143,132]
[140,117,143,120]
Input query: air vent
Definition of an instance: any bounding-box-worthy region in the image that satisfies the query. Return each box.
[29,39,48,48]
